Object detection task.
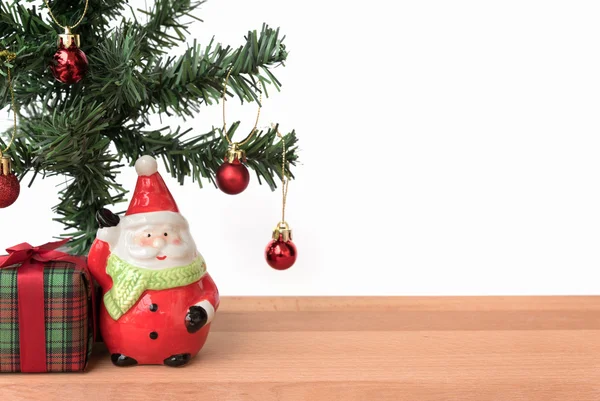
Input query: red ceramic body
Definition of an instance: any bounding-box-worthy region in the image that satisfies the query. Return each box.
[265,238,297,270]
[0,173,20,208]
[51,44,88,84]
[215,159,250,195]
[88,240,219,365]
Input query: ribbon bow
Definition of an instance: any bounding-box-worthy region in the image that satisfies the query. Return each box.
[0,238,71,268]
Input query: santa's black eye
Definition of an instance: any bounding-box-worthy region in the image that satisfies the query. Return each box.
[164,233,168,236]
[147,234,151,238]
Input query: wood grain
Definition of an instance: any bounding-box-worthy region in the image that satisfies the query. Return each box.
[1,296,599,401]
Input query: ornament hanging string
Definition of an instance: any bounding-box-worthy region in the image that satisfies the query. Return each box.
[222,68,263,147]
[43,0,89,30]
[0,50,17,157]
[273,124,290,224]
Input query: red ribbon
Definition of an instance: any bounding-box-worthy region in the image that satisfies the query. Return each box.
[0,239,96,373]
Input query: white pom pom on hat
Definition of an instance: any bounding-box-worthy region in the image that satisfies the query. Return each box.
[135,155,158,176]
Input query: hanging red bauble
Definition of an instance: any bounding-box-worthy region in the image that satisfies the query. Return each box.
[50,30,88,84]
[265,238,297,270]
[265,223,297,270]
[216,145,250,195]
[0,157,19,208]
[0,174,20,208]
[216,159,250,195]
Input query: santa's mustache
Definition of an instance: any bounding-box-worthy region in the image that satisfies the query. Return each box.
[128,243,192,260]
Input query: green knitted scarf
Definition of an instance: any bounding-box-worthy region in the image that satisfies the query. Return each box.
[104,253,206,320]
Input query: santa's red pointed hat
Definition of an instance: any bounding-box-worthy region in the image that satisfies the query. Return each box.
[121,155,187,228]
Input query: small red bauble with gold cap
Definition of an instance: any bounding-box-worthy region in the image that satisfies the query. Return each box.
[51,28,88,84]
[0,156,20,208]
[44,0,89,84]
[216,68,262,195]
[216,143,250,195]
[266,222,297,270]
[0,50,20,208]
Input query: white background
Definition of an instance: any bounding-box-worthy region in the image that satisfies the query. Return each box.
[1,0,599,295]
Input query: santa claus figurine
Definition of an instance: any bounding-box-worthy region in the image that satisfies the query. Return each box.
[88,155,219,367]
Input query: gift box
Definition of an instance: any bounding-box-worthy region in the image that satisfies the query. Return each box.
[0,239,95,373]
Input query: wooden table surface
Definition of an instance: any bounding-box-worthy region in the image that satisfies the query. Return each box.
[1,296,599,400]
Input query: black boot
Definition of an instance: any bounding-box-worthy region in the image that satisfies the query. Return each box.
[164,353,191,367]
[111,354,138,367]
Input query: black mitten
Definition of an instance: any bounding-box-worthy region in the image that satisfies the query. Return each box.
[185,306,208,334]
[96,208,120,228]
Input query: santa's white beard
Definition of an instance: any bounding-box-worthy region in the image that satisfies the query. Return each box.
[128,243,193,260]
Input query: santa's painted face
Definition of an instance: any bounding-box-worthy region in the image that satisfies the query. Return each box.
[111,212,200,270]
[129,225,192,260]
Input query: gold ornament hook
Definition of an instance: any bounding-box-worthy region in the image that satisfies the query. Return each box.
[221,67,263,148]
[225,142,246,163]
[272,221,293,242]
[0,156,12,176]
[58,26,80,48]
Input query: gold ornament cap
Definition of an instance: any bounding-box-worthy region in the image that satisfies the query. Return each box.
[272,221,293,242]
[225,143,246,163]
[58,27,80,48]
[1,156,12,176]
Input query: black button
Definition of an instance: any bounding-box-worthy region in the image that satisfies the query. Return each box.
[149,331,158,340]
[149,304,158,312]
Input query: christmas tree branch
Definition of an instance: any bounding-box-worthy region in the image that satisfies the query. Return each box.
[144,23,287,118]
[52,153,127,255]
[136,0,205,53]
[87,23,287,121]
[110,123,298,189]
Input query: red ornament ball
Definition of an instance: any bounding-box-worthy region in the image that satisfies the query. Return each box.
[216,159,250,195]
[51,44,88,84]
[265,238,297,270]
[0,173,20,208]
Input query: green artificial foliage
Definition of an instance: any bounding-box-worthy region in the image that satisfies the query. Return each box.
[0,0,298,255]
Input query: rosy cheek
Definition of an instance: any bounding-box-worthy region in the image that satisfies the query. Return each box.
[139,237,154,246]
[172,238,182,245]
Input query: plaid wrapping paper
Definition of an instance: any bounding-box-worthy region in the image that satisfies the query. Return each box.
[0,260,93,372]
